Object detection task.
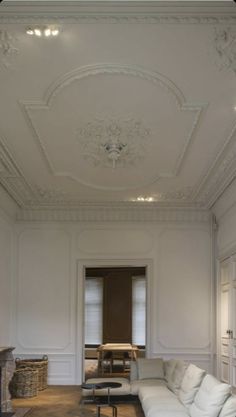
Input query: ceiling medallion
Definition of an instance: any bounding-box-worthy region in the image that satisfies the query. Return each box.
[77,117,150,169]
[214,27,236,73]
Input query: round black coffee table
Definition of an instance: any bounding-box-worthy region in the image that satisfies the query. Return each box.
[81,381,121,417]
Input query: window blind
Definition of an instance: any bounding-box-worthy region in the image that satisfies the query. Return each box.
[132,276,146,346]
[84,277,103,345]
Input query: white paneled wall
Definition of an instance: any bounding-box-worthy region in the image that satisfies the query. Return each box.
[10,218,213,384]
[156,228,211,353]
[0,216,13,346]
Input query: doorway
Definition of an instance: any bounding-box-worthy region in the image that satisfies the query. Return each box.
[76,259,152,384]
[84,267,146,379]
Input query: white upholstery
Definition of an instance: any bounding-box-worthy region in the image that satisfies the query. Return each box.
[219,395,236,417]
[164,359,178,383]
[167,360,187,394]
[130,360,138,381]
[137,358,164,380]
[143,394,188,417]
[82,358,235,417]
[139,385,176,403]
[130,378,165,395]
[190,374,231,417]
[178,364,205,408]
[147,411,188,417]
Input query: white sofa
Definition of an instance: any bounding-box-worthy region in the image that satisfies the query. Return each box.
[83,358,236,417]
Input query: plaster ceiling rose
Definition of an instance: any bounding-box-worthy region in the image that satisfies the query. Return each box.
[77,117,150,169]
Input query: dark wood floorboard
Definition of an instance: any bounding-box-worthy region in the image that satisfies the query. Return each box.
[13,386,144,417]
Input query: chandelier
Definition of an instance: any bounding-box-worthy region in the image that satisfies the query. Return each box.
[78,117,150,169]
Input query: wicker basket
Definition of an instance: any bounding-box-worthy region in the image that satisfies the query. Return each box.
[15,355,48,391]
[10,367,38,398]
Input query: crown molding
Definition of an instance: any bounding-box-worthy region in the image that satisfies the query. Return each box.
[0,1,236,24]
[193,120,236,209]
[16,203,211,223]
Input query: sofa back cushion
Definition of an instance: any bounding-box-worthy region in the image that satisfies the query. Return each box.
[219,395,236,417]
[190,374,231,417]
[164,359,178,382]
[130,360,138,381]
[167,360,187,394]
[178,364,205,408]
[137,358,164,380]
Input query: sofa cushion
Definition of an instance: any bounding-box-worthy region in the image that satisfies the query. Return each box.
[178,364,205,408]
[147,411,189,417]
[190,374,231,417]
[130,360,138,381]
[143,395,188,417]
[137,358,164,380]
[130,378,165,395]
[219,395,236,417]
[164,359,178,382]
[167,360,187,394]
[139,384,175,403]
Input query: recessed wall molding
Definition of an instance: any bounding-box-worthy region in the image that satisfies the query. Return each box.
[16,229,72,351]
[77,228,154,254]
[16,206,211,223]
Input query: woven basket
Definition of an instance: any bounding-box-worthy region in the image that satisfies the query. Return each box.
[10,367,38,398]
[15,355,48,391]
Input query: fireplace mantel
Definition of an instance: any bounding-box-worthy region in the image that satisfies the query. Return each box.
[0,347,15,417]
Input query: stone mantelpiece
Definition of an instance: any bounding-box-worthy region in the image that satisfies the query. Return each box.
[0,347,15,414]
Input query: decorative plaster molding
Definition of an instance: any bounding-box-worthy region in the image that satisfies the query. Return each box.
[153,186,194,202]
[33,185,69,204]
[214,27,236,74]
[0,135,35,206]
[16,205,211,223]
[21,63,205,190]
[0,2,236,24]
[0,30,18,68]
[194,122,236,208]
[77,117,150,169]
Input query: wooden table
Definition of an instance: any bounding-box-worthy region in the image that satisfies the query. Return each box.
[97,343,138,374]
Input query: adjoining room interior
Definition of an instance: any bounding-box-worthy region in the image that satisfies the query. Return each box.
[84,266,146,379]
[1,0,236,416]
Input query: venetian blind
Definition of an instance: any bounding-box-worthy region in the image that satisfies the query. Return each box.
[84,277,103,345]
[132,276,146,346]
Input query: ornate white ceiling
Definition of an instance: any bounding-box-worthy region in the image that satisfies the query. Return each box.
[1,1,236,213]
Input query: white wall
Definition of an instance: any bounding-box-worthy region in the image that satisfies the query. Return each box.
[213,178,236,258]
[12,213,213,385]
[0,186,17,346]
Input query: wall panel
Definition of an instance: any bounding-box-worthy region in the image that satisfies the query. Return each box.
[155,228,211,352]
[17,229,71,351]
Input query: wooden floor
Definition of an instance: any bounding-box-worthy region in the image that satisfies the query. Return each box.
[13,386,145,417]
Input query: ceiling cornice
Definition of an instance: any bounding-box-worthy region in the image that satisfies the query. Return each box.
[16,203,211,223]
[0,1,236,24]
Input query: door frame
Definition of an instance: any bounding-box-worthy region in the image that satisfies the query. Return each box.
[76,258,153,384]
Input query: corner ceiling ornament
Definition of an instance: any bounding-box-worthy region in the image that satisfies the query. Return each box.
[214,27,236,73]
[77,117,150,169]
[0,30,18,67]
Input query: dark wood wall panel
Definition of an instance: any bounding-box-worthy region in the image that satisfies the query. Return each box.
[103,271,132,343]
